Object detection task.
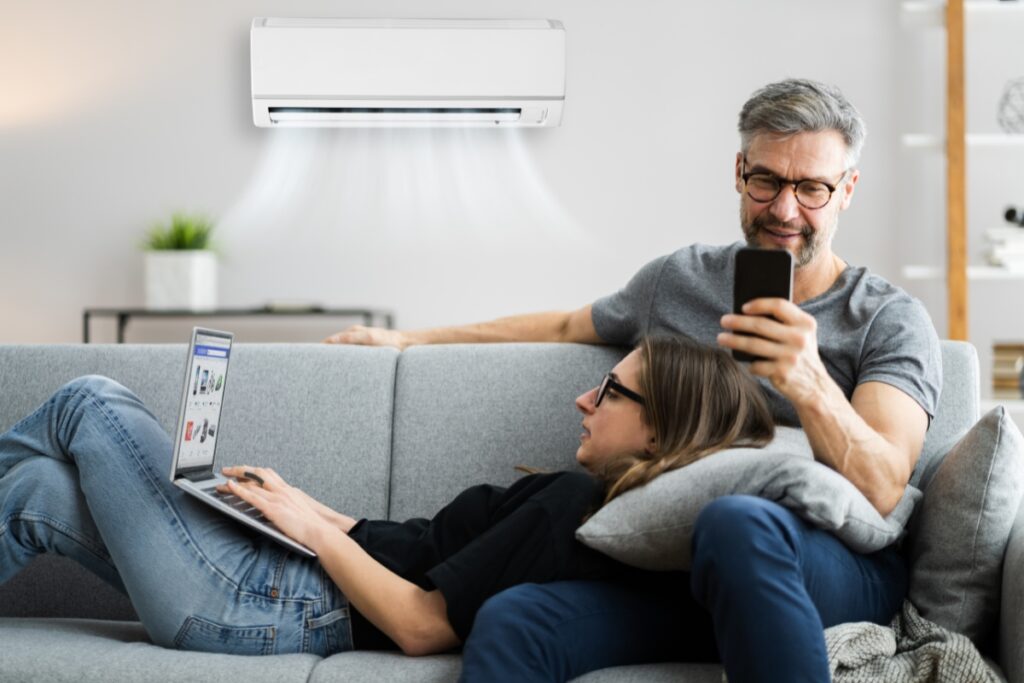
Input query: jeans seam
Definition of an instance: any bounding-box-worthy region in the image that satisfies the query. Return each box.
[3,511,116,569]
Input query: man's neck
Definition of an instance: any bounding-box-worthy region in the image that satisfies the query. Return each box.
[792,253,847,305]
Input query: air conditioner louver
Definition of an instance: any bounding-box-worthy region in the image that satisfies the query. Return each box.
[251,18,566,128]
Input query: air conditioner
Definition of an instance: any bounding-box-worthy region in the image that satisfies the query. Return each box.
[251,18,566,128]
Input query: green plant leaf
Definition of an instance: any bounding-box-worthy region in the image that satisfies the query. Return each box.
[143,212,215,250]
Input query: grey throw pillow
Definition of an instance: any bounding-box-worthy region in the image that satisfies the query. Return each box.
[576,426,921,571]
[907,406,1024,645]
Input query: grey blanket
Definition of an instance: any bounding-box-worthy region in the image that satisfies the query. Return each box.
[825,601,998,682]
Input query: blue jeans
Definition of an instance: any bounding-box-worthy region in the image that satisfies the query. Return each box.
[0,376,352,656]
[461,494,907,683]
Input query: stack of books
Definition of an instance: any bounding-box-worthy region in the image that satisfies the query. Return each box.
[993,342,1024,399]
[986,226,1024,270]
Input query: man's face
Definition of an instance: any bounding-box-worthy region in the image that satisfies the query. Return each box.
[735,130,858,269]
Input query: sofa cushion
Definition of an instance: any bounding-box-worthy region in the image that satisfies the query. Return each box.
[907,406,1024,645]
[309,651,461,683]
[0,618,319,682]
[388,343,624,521]
[576,427,920,571]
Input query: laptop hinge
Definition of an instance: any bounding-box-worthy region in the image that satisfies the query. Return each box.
[178,467,216,483]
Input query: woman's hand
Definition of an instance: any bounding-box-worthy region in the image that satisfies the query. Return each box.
[218,466,351,547]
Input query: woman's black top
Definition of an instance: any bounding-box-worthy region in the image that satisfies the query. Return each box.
[345,471,647,649]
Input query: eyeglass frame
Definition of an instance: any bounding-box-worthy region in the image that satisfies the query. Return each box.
[740,155,849,210]
[595,373,646,408]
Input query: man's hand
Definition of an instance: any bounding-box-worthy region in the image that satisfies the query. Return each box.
[717,297,828,409]
[324,325,408,349]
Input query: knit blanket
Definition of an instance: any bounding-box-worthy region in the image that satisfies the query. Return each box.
[825,601,999,682]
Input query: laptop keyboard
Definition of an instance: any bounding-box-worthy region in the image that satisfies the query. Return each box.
[213,490,276,528]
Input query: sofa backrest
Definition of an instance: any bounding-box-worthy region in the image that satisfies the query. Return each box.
[0,339,980,620]
[915,340,980,490]
[388,340,981,520]
[388,343,624,521]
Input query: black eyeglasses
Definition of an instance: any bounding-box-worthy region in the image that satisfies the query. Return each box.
[595,373,645,407]
[740,156,847,210]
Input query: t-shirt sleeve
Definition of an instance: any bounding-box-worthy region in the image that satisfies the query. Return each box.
[424,472,609,641]
[591,254,670,345]
[858,296,943,420]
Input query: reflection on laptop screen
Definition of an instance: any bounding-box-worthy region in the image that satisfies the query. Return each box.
[177,332,231,470]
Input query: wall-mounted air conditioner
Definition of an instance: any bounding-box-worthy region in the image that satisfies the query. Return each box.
[251,18,566,128]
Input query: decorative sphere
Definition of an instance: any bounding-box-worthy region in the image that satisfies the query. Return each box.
[998,78,1024,134]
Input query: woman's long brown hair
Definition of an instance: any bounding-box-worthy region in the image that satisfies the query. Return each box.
[597,335,775,506]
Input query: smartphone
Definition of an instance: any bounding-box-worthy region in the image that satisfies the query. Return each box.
[732,248,794,363]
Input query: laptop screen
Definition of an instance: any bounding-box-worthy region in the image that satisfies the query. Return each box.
[175,330,232,472]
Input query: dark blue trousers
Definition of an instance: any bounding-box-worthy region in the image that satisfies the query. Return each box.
[459,495,907,683]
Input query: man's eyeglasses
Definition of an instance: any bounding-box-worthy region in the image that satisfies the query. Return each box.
[740,156,847,210]
[595,373,645,408]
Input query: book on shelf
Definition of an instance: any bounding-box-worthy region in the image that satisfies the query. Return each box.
[991,342,1024,398]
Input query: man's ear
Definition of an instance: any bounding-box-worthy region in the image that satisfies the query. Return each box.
[839,168,860,211]
[734,152,744,194]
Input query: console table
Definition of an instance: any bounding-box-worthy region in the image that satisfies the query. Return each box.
[82,307,394,343]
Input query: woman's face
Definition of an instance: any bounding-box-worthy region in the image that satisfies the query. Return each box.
[575,350,655,474]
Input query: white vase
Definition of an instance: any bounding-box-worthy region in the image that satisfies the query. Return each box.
[144,250,217,311]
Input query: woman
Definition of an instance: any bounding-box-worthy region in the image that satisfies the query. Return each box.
[0,335,772,657]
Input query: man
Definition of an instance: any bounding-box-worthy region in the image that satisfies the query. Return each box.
[326,79,941,682]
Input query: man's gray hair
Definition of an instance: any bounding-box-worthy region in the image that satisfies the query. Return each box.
[738,79,867,168]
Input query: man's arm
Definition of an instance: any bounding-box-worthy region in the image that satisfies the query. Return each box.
[719,300,928,516]
[323,305,601,349]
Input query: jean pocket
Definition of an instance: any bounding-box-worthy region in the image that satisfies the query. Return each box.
[173,615,277,656]
[306,607,352,656]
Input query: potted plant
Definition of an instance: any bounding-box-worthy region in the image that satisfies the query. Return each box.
[143,212,217,311]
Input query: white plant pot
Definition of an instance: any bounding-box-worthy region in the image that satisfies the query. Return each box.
[144,250,217,311]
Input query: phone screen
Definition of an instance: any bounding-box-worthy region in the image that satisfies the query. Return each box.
[732,248,794,362]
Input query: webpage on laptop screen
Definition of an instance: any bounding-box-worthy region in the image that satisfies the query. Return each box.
[178,333,230,469]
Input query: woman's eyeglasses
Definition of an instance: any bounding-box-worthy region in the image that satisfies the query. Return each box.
[595,373,645,407]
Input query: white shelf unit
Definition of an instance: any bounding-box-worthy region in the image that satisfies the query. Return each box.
[900,0,1024,407]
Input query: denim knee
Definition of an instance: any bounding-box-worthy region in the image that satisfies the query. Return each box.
[691,495,801,587]
[62,375,125,399]
[461,584,564,683]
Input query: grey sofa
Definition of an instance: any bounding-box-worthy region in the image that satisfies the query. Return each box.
[0,341,1019,682]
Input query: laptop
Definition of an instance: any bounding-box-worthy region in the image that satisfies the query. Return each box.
[169,327,316,558]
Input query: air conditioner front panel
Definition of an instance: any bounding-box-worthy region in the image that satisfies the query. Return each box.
[250,18,566,128]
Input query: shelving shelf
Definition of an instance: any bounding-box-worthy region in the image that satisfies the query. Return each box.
[902,1,1024,28]
[981,398,1024,412]
[902,265,1024,280]
[902,133,1024,149]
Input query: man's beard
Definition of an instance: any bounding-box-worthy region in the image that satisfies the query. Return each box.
[740,209,835,268]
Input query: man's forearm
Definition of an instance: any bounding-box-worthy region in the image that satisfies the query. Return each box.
[403,307,600,347]
[793,379,910,516]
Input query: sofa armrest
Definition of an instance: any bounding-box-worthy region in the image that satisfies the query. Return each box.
[1000,499,1024,683]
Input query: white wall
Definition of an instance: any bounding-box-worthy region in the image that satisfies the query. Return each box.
[1,0,918,345]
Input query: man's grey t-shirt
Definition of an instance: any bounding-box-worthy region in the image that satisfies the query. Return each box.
[592,242,942,426]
